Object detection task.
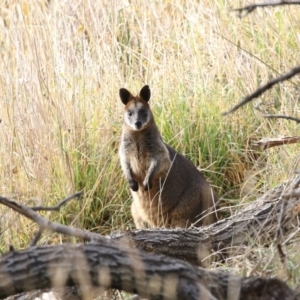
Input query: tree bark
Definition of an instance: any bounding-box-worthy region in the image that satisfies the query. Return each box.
[0,182,299,299]
[0,243,297,300]
[110,184,300,266]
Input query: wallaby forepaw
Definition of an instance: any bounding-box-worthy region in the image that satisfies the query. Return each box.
[130,180,139,192]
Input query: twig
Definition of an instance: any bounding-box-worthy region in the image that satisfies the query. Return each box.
[264,114,300,124]
[214,31,281,76]
[30,229,43,247]
[20,191,83,245]
[30,191,83,211]
[0,195,106,243]
[251,136,300,150]
[277,243,286,264]
[223,65,300,115]
[233,1,300,18]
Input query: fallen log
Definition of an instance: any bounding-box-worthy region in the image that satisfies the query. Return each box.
[0,243,298,300]
[110,182,300,266]
[0,179,299,299]
[0,180,299,268]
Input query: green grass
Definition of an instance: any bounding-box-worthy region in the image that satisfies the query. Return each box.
[0,0,299,291]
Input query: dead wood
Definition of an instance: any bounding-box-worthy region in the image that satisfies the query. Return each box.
[110,181,300,266]
[1,178,300,268]
[251,136,300,150]
[233,1,300,18]
[30,191,83,212]
[0,195,108,244]
[0,179,299,299]
[0,243,298,300]
[223,65,300,115]
[264,115,300,124]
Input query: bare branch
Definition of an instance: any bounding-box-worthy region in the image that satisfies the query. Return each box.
[251,136,300,150]
[30,191,83,211]
[233,1,300,18]
[223,66,300,115]
[264,114,300,124]
[30,229,43,247]
[0,195,106,243]
[277,243,286,264]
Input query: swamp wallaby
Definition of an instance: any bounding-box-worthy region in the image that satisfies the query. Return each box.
[119,85,219,229]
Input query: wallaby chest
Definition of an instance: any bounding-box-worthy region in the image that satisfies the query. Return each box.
[122,131,163,174]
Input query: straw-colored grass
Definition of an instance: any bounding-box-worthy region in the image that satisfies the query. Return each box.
[0,0,299,291]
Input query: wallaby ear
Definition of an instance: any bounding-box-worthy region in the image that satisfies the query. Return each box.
[119,88,132,105]
[139,85,151,102]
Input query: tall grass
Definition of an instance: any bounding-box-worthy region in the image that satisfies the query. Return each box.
[0,0,299,283]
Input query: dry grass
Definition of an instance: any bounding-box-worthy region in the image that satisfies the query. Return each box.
[0,0,299,295]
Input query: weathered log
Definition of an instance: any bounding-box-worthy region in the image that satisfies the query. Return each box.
[1,180,299,269]
[0,182,299,299]
[110,184,300,266]
[0,243,297,300]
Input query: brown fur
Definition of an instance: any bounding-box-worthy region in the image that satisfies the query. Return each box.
[119,85,219,229]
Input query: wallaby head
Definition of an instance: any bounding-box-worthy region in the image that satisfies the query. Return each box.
[119,85,152,131]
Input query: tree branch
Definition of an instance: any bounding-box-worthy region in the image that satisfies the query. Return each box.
[0,243,297,300]
[30,191,83,211]
[251,136,300,150]
[0,195,106,244]
[111,181,300,266]
[264,114,300,124]
[223,66,300,115]
[1,178,300,268]
[233,1,300,18]
[30,229,43,247]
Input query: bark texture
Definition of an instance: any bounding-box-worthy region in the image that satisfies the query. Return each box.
[0,243,298,300]
[0,182,299,299]
[111,184,300,265]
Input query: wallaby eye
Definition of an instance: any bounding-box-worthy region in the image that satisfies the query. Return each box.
[140,109,147,118]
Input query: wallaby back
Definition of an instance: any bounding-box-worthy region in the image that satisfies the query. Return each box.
[119,85,219,229]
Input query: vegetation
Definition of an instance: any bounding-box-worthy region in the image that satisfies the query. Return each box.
[0,0,299,290]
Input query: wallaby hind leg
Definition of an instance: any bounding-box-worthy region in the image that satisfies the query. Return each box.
[131,202,148,229]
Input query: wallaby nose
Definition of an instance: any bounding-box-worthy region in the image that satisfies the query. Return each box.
[135,121,142,129]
